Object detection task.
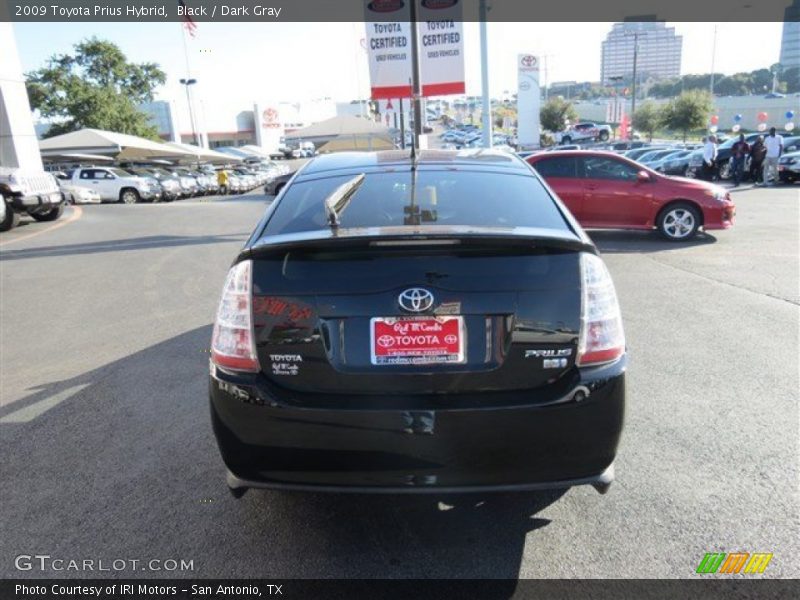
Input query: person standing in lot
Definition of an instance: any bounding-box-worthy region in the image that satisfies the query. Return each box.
[702,135,718,181]
[762,127,784,186]
[730,134,750,187]
[750,135,766,184]
[217,169,229,195]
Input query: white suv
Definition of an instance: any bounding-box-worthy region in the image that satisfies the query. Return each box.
[69,167,161,203]
[0,167,64,231]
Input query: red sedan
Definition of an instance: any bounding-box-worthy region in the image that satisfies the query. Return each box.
[526,150,735,241]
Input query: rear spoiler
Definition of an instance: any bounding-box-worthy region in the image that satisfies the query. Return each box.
[245,226,596,260]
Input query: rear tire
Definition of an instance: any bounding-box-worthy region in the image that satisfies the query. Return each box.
[0,199,20,231]
[561,136,571,145]
[657,202,701,241]
[119,188,140,204]
[599,131,609,141]
[31,204,64,222]
[718,160,732,180]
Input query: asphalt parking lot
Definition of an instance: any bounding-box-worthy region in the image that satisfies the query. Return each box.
[0,185,797,579]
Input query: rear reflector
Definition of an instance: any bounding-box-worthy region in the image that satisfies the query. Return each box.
[211,260,259,372]
[577,253,625,366]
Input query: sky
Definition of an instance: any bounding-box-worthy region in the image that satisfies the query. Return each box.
[11,21,785,131]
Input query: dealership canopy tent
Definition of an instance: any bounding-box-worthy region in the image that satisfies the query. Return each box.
[240,145,276,159]
[164,142,243,165]
[317,134,396,153]
[39,128,194,161]
[283,115,392,147]
[40,152,114,163]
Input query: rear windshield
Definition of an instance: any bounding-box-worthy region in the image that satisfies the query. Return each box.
[263,170,568,235]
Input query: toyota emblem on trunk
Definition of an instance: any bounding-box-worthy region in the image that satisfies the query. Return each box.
[398,288,434,313]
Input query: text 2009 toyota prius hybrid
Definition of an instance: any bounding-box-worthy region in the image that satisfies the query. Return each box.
[209,150,626,497]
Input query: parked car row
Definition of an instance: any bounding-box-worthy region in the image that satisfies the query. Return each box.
[439,125,514,149]
[54,161,291,204]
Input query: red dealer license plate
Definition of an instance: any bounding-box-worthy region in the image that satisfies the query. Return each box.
[370,316,465,366]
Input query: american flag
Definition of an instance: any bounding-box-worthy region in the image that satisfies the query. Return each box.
[179,0,197,38]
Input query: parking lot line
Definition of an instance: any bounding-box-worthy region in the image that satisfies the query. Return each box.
[0,205,83,248]
[0,383,91,423]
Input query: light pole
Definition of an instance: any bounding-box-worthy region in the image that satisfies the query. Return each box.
[479,0,492,148]
[179,77,198,146]
[540,54,556,102]
[408,0,423,149]
[623,31,645,121]
[709,25,718,95]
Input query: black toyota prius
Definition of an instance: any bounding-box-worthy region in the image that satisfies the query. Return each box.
[209,149,626,497]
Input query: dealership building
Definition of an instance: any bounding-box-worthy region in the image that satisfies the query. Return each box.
[138,99,374,149]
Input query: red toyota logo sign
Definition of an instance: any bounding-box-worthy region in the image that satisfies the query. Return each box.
[367,0,405,13]
[421,0,458,8]
[262,108,280,129]
[520,55,537,68]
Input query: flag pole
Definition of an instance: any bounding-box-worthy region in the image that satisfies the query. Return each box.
[181,20,192,75]
[179,22,201,147]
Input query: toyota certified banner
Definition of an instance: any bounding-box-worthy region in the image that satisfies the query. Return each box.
[364,0,465,99]
[417,0,465,96]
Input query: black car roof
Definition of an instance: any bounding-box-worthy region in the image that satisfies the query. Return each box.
[297,149,529,179]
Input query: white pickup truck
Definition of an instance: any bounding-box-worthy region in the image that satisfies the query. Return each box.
[0,22,65,231]
[554,122,612,145]
[68,166,161,204]
[0,168,64,231]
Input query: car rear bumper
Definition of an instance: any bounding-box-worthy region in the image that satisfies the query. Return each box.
[209,357,626,493]
[226,463,616,495]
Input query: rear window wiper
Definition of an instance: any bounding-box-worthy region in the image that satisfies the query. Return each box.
[325,173,365,229]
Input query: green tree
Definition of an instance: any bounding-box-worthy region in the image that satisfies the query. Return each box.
[782,66,800,94]
[660,90,714,142]
[540,97,578,133]
[26,38,166,139]
[632,101,662,141]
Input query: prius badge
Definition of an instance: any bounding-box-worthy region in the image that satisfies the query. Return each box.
[398,288,434,313]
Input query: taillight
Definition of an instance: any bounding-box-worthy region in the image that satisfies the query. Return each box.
[577,253,625,366]
[211,260,259,372]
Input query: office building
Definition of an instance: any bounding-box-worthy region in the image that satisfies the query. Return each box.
[601,21,682,85]
[780,1,800,69]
